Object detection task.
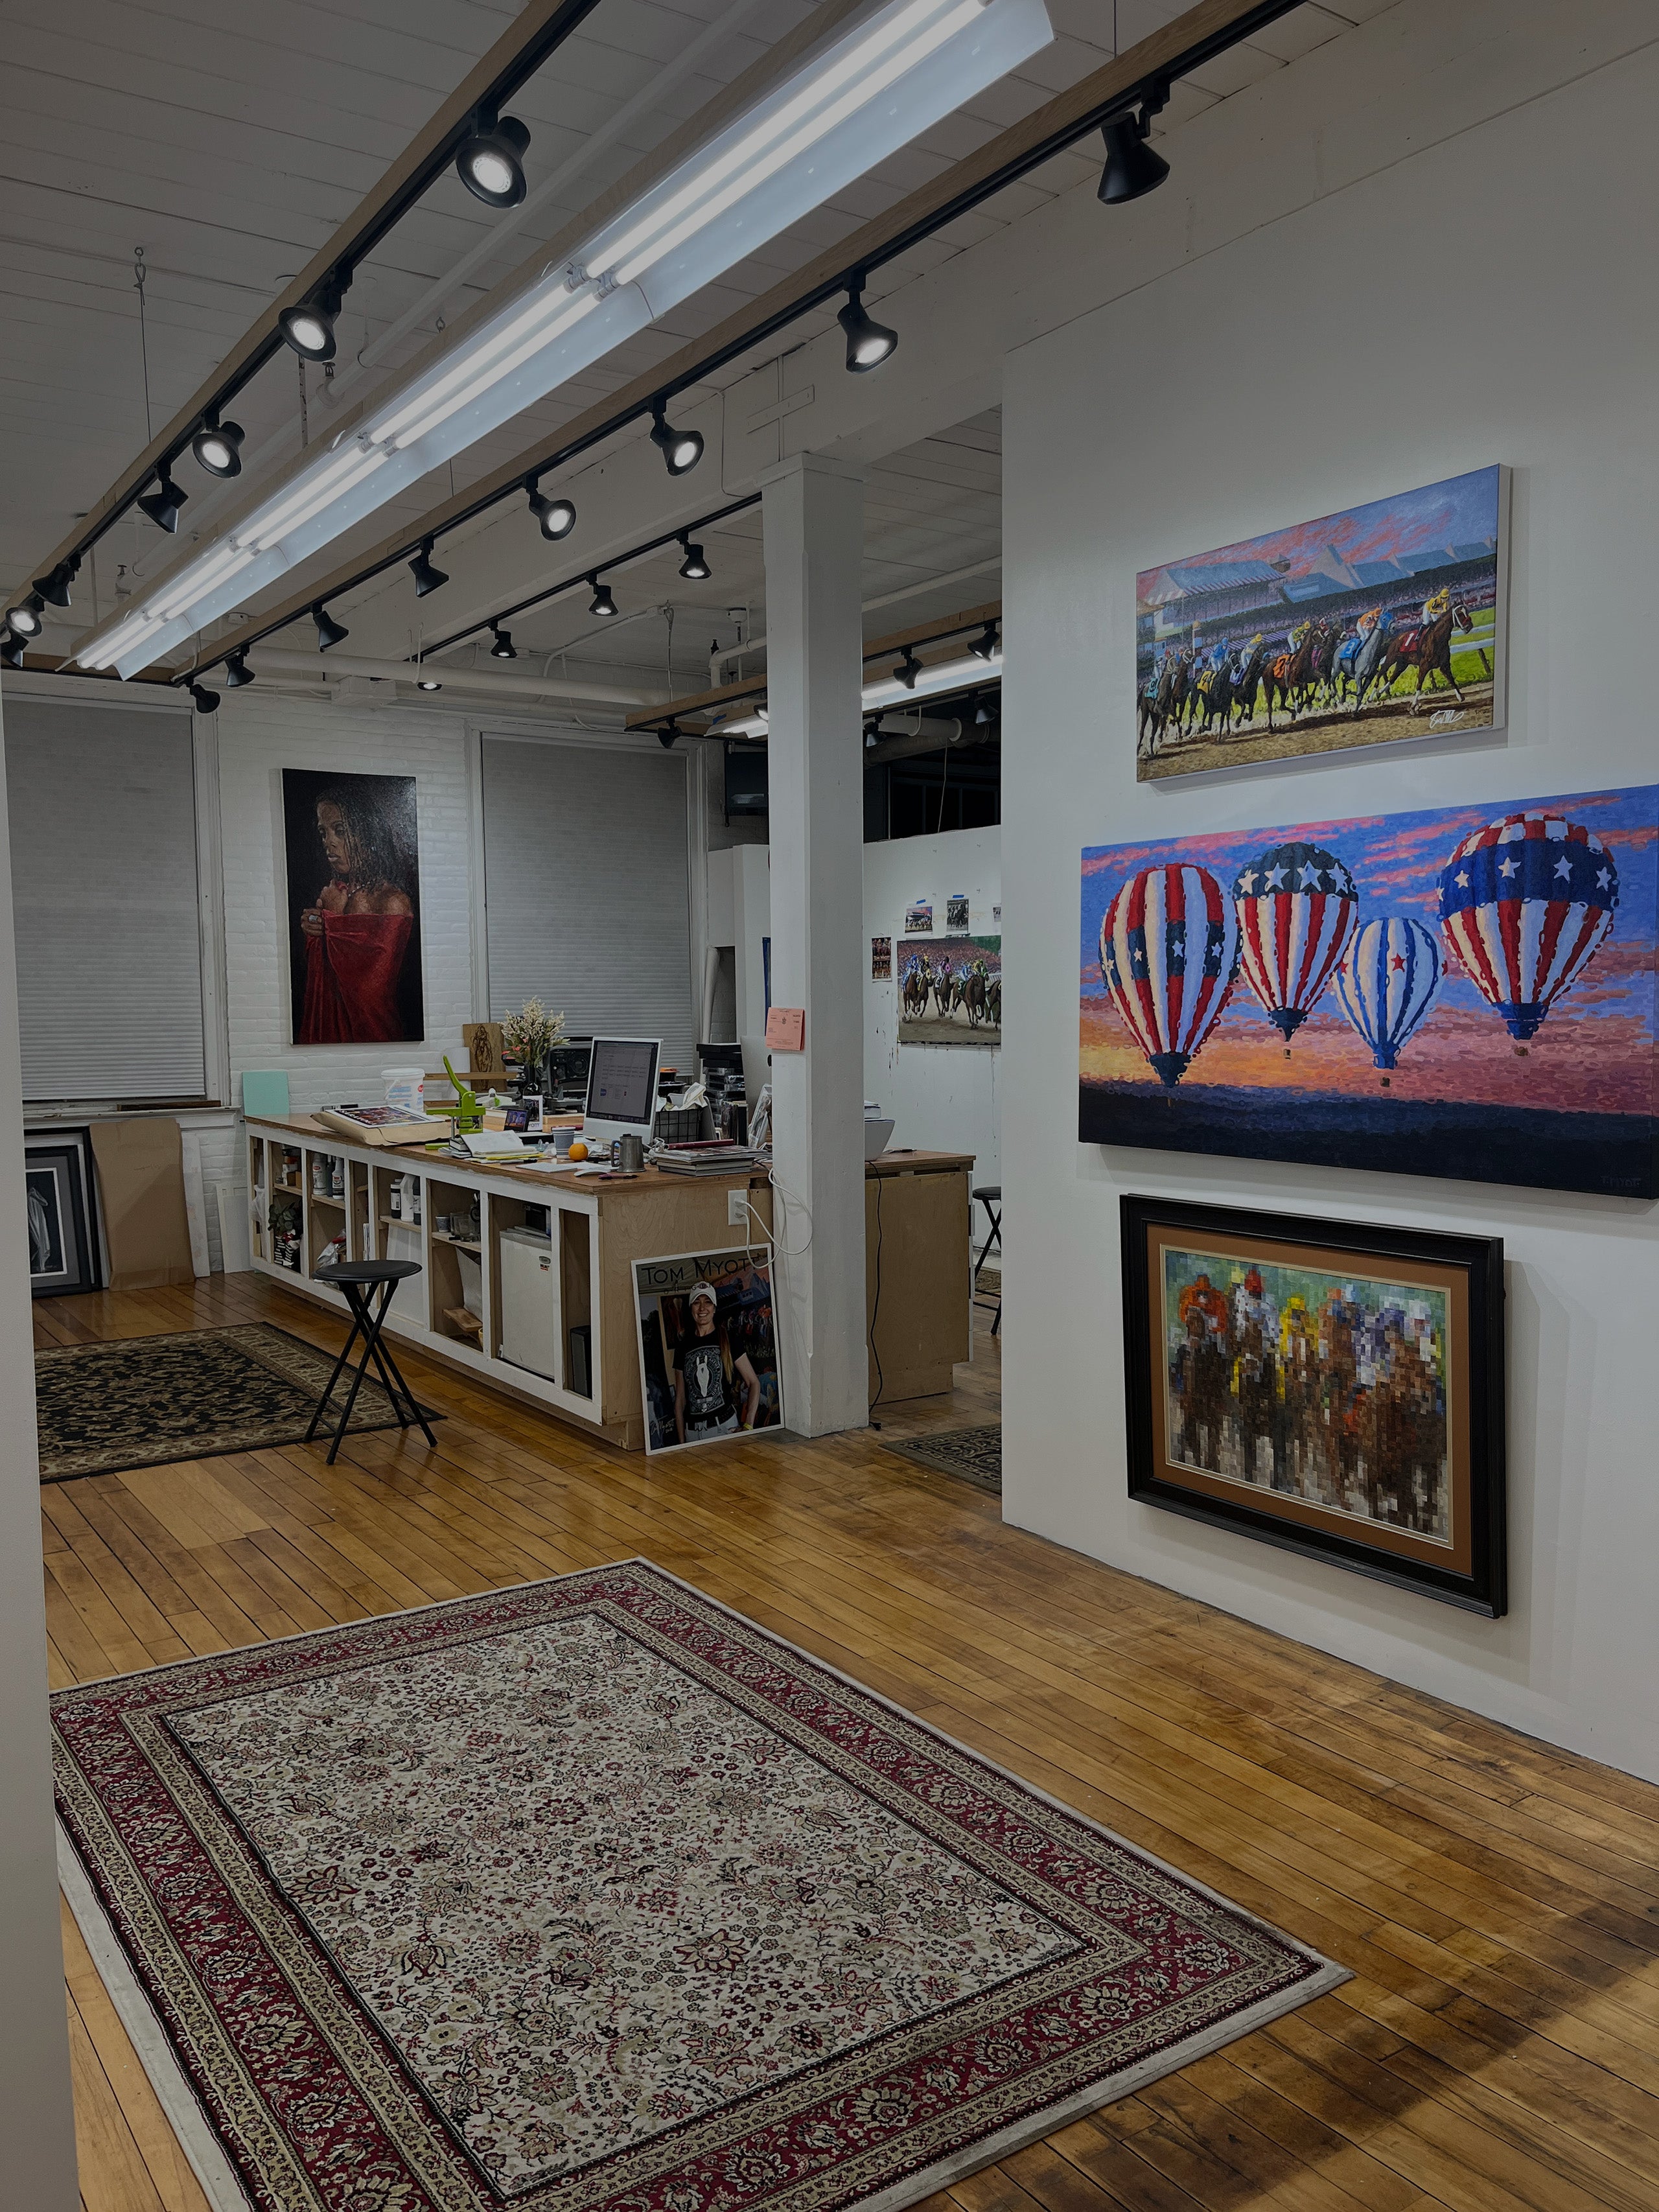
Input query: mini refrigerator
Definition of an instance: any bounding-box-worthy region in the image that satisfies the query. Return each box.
[498,1224,558,1380]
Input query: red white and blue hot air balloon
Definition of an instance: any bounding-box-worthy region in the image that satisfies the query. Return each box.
[1232,843,1358,1040]
[1334,916,1442,1070]
[1437,809,1619,1041]
[1099,864,1240,1088]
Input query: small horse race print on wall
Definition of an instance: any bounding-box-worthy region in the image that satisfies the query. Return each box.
[1135,467,1509,781]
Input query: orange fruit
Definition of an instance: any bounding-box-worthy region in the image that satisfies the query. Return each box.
[568,1139,588,1161]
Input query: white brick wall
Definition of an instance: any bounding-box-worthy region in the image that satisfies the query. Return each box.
[217,693,476,1115]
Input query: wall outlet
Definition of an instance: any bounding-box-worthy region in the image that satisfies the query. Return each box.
[728,1187,749,1227]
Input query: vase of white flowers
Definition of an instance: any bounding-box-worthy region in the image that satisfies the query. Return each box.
[501,998,566,1092]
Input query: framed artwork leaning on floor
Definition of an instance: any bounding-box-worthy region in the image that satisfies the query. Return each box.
[1120,1194,1506,1616]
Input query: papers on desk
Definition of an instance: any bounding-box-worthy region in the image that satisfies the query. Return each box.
[448,1130,527,1158]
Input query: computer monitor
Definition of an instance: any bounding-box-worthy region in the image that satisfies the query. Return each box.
[739,1034,771,1112]
[583,1038,662,1147]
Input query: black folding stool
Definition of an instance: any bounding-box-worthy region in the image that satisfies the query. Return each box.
[307,1259,438,1464]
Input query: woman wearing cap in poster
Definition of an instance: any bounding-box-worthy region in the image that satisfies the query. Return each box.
[674,1283,761,1443]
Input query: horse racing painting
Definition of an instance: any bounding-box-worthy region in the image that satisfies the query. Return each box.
[1135,467,1509,781]
[899,935,1001,1045]
[1080,786,1659,1198]
[1120,1195,1506,1615]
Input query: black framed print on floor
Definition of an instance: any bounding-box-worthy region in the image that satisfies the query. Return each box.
[1120,1194,1506,1616]
[25,1132,99,1298]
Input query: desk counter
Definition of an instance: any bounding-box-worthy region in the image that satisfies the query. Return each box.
[246,1119,972,1447]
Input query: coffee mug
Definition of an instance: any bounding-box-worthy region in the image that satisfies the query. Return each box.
[617,1133,645,1172]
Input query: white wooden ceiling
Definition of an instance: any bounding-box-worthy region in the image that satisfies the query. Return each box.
[1,0,1391,675]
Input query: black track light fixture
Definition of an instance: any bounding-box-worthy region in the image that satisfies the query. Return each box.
[457,110,531,208]
[894,646,922,691]
[588,575,618,619]
[489,622,517,660]
[657,720,682,750]
[526,480,576,540]
[837,274,898,373]
[649,401,703,476]
[6,592,45,638]
[1,636,25,670]
[969,620,999,660]
[224,646,254,688]
[137,468,187,533]
[973,692,998,727]
[1097,82,1170,205]
[191,413,245,479]
[279,274,347,362]
[677,535,711,581]
[33,557,78,609]
[409,540,449,597]
[189,681,220,715]
[313,603,349,651]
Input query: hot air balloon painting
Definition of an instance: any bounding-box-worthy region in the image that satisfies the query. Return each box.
[1437,811,1618,1042]
[1335,916,1443,1073]
[1098,865,1240,1088]
[1082,784,1658,1198]
[1232,843,1358,1040]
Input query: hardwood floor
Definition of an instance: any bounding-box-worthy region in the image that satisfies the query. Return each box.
[38,1270,1659,2212]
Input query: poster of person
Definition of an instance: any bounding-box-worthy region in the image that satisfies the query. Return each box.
[633,1248,782,1454]
[871,936,892,980]
[1136,467,1508,780]
[282,769,424,1043]
[1122,1196,1505,1615]
[899,934,1001,1045]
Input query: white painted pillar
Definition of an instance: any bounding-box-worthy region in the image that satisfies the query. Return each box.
[0,686,80,2207]
[760,452,867,1438]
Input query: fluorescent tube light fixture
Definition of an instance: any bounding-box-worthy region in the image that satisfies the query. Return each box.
[723,646,1003,735]
[75,0,1052,679]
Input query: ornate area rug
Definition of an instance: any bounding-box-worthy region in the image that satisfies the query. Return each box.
[35,1323,422,1483]
[885,1425,1002,1495]
[54,1561,1345,2212]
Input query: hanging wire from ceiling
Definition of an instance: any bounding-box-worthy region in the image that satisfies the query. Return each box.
[133,248,152,440]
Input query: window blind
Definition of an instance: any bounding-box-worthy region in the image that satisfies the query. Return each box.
[6,699,207,1102]
[481,737,695,1067]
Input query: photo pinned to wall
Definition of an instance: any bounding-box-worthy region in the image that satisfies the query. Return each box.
[905,901,934,935]
[946,894,970,929]
[900,935,1001,1046]
[871,936,892,980]
[1136,466,1509,780]
[634,1248,782,1454]
[1121,1195,1506,1615]
[1080,784,1659,1197]
[282,769,423,1044]
[24,1133,98,1297]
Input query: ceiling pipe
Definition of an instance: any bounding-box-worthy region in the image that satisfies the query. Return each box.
[710,556,1002,681]
[246,648,669,706]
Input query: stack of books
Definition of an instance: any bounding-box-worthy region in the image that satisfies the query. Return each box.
[653,1140,758,1177]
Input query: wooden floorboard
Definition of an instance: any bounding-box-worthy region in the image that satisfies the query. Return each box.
[36,1271,1659,2211]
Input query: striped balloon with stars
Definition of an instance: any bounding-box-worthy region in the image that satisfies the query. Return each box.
[1334,915,1443,1070]
[1437,809,1619,1042]
[1098,863,1240,1088]
[1232,842,1359,1041]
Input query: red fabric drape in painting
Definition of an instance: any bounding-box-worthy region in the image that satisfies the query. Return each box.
[300,912,413,1043]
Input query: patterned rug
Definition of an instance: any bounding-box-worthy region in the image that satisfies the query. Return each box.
[54,1561,1343,2212]
[885,1425,1002,1495]
[35,1323,424,1484]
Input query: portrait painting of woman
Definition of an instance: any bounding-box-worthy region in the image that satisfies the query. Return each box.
[282,769,424,1044]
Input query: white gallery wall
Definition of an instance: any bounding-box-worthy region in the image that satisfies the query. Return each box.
[864,826,1001,1194]
[1001,12,1659,1780]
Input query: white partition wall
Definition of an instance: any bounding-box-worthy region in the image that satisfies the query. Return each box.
[1001,14,1659,1782]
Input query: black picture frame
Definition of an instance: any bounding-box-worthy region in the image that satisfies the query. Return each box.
[25,1133,100,1299]
[1120,1194,1506,1616]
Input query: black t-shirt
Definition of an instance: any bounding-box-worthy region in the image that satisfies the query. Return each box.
[679,1338,734,1425]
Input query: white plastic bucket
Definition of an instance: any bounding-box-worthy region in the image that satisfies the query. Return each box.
[383,1066,424,1114]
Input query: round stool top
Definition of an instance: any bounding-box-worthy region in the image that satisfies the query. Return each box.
[314,1258,423,1285]
[972,1184,1001,1202]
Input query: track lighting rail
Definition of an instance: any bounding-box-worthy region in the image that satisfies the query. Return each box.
[145,0,1304,683]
